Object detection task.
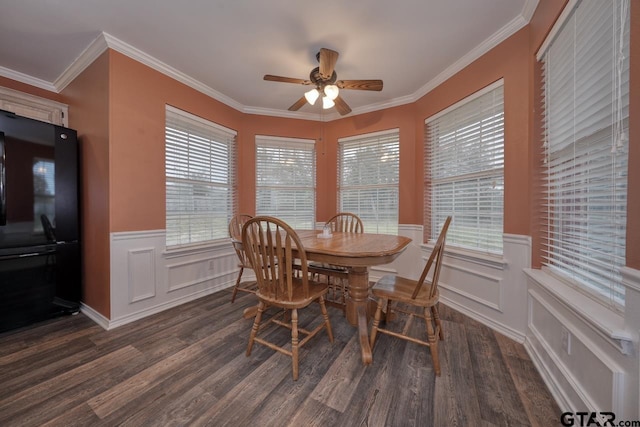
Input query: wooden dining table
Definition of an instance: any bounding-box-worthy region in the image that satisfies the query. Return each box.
[294,230,411,364]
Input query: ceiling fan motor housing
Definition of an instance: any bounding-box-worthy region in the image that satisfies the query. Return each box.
[310,67,337,88]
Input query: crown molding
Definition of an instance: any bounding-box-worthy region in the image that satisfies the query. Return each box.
[54,33,109,92]
[410,13,529,103]
[522,0,540,22]
[243,106,323,121]
[3,2,537,121]
[100,33,246,113]
[0,66,57,92]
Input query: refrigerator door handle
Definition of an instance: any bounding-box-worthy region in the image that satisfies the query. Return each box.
[0,131,5,226]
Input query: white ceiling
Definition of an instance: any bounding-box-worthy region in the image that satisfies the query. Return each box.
[0,0,537,119]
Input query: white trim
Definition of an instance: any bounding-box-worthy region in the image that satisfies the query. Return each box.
[413,15,525,105]
[524,268,634,355]
[167,268,236,293]
[440,276,502,312]
[255,135,316,148]
[536,0,578,60]
[109,283,231,330]
[103,33,245,113]
[425,79,504,124]
[621,267,640,294]
[523,337,572,412]
[423,242,507,270]
[528,289,627,414]
[337,127,400,143]
[0,66,57,93]
[166,104,237,136]
[522,0,541,22]
[1,2,535,122]
[0,86,69,126]
[163,238,233,258]
[111,229,165,241]
[440,298,525,343]
[54,33,109,92]
[79,302,110,330]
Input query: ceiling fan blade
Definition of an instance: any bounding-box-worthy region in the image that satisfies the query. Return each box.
[337,79,383,91]
[319,48,339,80]
[288,96,308,111]
[334,95,352,116]
[264,75,311,85]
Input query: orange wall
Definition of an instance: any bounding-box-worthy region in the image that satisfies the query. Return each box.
[0,76,66,102]
[627,0,640,269]
[108,51,244,231]
[413,28,531,237]
[60,51,111,317]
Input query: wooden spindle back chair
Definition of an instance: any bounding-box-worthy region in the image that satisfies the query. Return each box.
[242,216,333,380]
[309,212,364,312]
[228,214,257,302]
[369,216,452,376]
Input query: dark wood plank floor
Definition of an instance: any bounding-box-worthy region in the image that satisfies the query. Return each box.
[0,289,561,426]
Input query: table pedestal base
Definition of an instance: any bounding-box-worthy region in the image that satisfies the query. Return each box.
[345,266,372,365]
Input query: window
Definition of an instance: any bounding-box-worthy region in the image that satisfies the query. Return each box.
[33,158,55,231]
[539,0,629,306]
[425,82,504,253]
[255,136,315,229]
[165,106,236,248]
[338,129,399,234]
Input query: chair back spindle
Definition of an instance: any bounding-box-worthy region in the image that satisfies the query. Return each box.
[326,212,364,234]
[412,216,452,300]
[242,216,310,302]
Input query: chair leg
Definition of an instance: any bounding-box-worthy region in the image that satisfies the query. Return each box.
[424,307,441,376]
[231,266,244,303]
[291,308,299,381]
[318,296,334,343]
[247,301,265,356]
[432,304,444,340]
[369,298,385,349]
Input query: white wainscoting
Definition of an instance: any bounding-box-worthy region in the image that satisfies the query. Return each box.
[100,230,241,329]
[425,233,530,342]
[524,268,640,418]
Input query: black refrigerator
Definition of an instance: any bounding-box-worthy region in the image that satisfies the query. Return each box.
[0,109,81,333]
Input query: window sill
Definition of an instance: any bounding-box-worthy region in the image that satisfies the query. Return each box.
[524,268,635,356]
[422,243,507,270]
[163,239,232,259]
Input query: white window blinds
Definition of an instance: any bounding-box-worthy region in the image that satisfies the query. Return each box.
[540,0,629,307]
[255,136,316,229]
[165,106,237,247]
[425,82,504,253]
[338,129,399,235]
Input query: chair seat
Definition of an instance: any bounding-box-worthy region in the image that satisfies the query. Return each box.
[372,275,439,306]
[257,279,329,309]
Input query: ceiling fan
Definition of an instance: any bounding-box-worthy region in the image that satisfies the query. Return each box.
[264,48,383,116]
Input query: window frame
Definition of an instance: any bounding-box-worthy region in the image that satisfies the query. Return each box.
[255,135,316,229]
[537,0,630,308]
[337,128,400,235]
[164,105,237,249]
[424,80,505,254]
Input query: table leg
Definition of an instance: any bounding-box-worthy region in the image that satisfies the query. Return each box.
[346,266,372,365]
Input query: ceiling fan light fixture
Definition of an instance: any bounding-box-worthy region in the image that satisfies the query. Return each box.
[304,88,320,105]
[322,96,335,109]
[324,84,339,100]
